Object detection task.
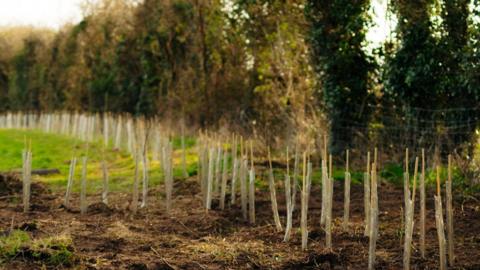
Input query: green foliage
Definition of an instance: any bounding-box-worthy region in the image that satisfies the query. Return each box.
[236,0,313,141]
[464,1,480,96]
[383,0,480,153]
[8,37,45,110]
[1,0,480,153]
[305,0,375,153]
[0,0,313,138]
[309,167,363,186]
[171,136,196,149]
[383,1,437,106]
[378,161,478,194]
[0,62,8,109]
[380,163,404,186]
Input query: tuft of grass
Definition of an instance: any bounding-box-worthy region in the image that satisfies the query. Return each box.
[187,237,268,264]
[0,230,75,266]
[31,234,75,266]
[0,230,30,260]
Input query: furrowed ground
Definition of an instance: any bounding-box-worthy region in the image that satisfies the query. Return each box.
[0,129,479,269]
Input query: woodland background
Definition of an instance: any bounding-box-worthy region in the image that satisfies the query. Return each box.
[0,0,480,155]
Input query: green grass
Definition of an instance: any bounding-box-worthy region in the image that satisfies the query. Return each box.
[0,230,75,266]
[0,129,198,193]
[0,230,30,260]
[271,158,474,193]
[0,129,370,194]
[2,128,476,196]
[31,234,75,266]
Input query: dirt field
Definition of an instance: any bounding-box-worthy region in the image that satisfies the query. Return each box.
[1,173,479,269]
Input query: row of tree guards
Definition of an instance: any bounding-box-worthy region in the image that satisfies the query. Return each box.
[5,112,455,269]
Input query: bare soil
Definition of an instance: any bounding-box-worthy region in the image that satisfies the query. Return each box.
[1,173,479,269]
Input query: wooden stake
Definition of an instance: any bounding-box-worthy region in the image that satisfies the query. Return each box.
[248,137,255,224]
[181,123,188,178]
[301,152,308,250]
[240,136,244,160]
[231,135,238,205]
[248,164,256,225]
[22,145,32,213]
[101,156,109,205]
[343,149,351,230]
[140,134,149,208]
[220,148,228,210]
[286,146,290,175]
[420,148,426,258]
[240,158,248,220]
[80,156,88,215]
[446,155,455,266]
[436,166,441,197]
[268,147,282,231]
[329,154,333,179]
[206,148,214,211]
[326,154,334,248]
[320,156,327,226]
[230,152,239,205]
[64,156,77,208]
[346,149,350,173]
[412,157,419,202]
[284,146,293,242]
[435,165,447,270]
[214,145,222,195]
[403,156,418,270]
[164,141,173,214]
[323,133,327,162]
[250,140,254,169]
[404,148,410,219]
[131,146,140,214]
[292,145,299,213]
[364,151,371,236]
[368,162,378,270]
[405,148,409,173]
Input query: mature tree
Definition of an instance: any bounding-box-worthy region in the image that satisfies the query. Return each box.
[305,0,374,153]
[197,0,249,127]
[440,0,478,151]
[0,38,8,109]
[383,0,439,148]
[384,0,478,153]
[234,0,315,144]
[464,0,480,97]
[0,62,8,110]
[8,37,45,110]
